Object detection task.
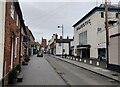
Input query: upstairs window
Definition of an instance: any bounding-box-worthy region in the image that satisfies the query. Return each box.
[79,31,87,45]
[101,12,104,18]
[11,1,14,19]
[97,28,102,33]
[16,15,19,26]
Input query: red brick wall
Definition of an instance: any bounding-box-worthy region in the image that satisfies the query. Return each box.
[4,2,20,77]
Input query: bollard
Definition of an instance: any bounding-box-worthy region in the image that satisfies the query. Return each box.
[76,58,78,61]
[79,59,82,62]
[84,59,86,63]
[90,60,92,64]
[96,61,100,66]
[105,64,107,68]
[73,58,75,60]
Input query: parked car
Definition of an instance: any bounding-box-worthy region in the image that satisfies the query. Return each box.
[37,51,43,57]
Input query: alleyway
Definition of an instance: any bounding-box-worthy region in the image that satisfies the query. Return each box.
[15,55,66,85]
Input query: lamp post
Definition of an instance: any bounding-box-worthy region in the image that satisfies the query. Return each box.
[58,24,64,57]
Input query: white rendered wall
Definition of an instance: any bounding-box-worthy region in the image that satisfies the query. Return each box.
[74,11,118,58]
[0,0,6,81]
[56,43,69,55]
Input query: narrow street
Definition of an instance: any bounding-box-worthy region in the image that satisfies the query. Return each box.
[15,55,66,85]
[45,54,119,86]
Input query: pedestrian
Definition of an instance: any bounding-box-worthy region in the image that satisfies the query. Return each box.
[65,54,67,58]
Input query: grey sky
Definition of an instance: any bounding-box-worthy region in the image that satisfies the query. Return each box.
[19,0,119,43]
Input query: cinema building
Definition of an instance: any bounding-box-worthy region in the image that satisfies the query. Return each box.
[73,4,120,60]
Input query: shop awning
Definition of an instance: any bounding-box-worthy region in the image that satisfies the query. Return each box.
[77,44,91,49]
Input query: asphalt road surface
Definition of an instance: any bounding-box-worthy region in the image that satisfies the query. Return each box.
[45,54,120,86]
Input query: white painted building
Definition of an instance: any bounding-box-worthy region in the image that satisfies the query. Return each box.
[55,39,71,56]
[48,34,72,56]
[73,4,119,59]
[0,0,6,83]
[70,39,74,56]
[48,34,57,55]
[109,14,120,72]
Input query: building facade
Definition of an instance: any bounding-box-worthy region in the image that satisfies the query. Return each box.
[48,34,72,56]
[41,38,47,52]
[48,34,57,55]
[2,1,26,85]
[73,5,120,59]
[55,38,72,56]
[109,14,120,72]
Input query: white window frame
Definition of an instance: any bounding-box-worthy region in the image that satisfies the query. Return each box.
[11,1,14,19]
[16,14,19,26]
[15,37,18,58]
[79,31,87,45]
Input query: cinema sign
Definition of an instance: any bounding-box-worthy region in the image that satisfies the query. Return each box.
[77,19,91,31]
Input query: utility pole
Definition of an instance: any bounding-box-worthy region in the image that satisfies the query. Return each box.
[105,0,109,69]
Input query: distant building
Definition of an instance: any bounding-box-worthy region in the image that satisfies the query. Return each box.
[26,27,35,55]
[48,34,57,54]
[55,36,73,56]
[48,34,73,56]
[41,37,47,51]
[34,42,40,52]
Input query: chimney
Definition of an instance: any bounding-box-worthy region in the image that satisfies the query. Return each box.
[56,34,58,39]
[67,36,69,39]
[60,36,62,39]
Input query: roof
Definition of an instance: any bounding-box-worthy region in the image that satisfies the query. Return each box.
[29,29,35,40]
[14,2,27,34]
[73,6,120,27]
[56,39,73,43]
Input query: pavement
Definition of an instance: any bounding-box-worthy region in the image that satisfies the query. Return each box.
[51,55,120,82]
[15,55,66,85]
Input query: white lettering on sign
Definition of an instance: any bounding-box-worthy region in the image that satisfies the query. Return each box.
[77,19,91,31]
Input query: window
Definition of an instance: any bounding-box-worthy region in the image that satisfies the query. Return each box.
[97,28,102,33]
[59,43,61,46]
[16,15,19,26]
[101,12,104,18]
[79,31,87,45]
[11,1,14,19]
[15,37,18,58]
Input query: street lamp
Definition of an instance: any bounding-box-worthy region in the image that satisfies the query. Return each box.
[58,24,64,57]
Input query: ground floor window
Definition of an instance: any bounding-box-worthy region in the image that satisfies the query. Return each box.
[98,48,106,59]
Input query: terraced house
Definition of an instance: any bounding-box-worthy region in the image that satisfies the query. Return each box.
[0,0,29,86]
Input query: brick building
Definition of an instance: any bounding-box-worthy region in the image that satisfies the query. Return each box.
[2,1,26,86]
[41,37,47,51]
[25,26,35,56]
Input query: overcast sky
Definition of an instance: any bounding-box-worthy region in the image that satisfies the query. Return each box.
[19,0,119,44]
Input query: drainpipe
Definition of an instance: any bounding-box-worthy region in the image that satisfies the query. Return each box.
[19,25,22,64]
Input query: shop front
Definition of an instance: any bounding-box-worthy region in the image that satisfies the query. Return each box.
[77,45,90,58]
